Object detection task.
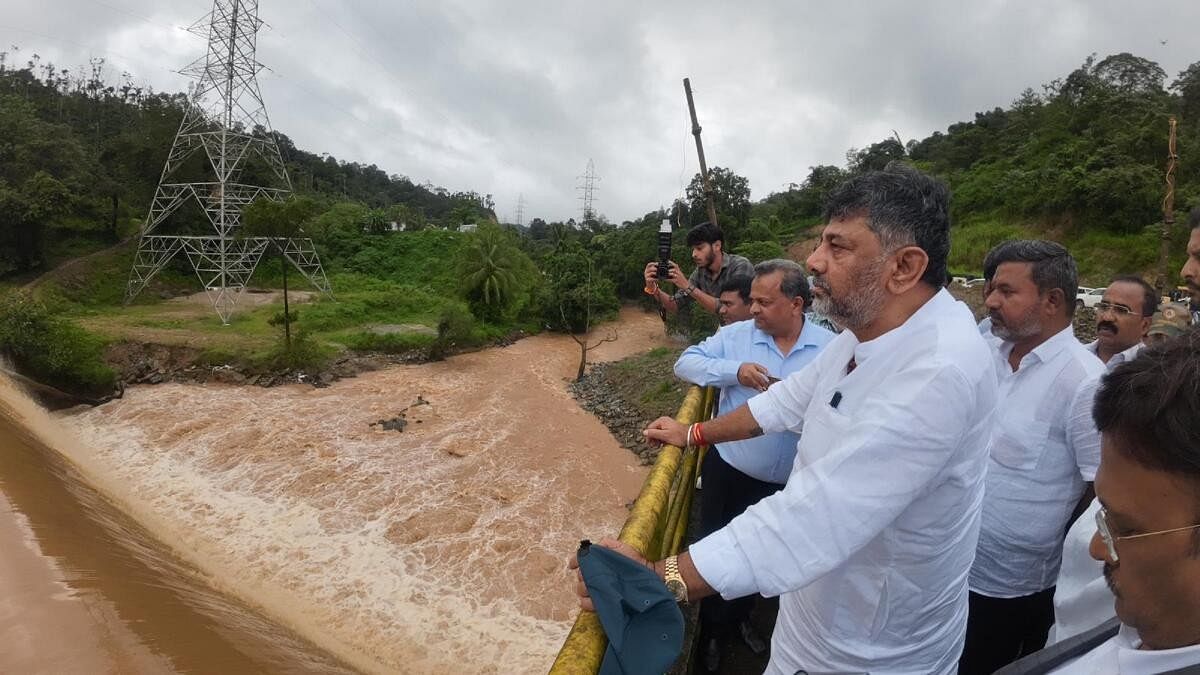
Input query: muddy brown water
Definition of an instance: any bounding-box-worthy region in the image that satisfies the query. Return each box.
[1,308,675,674]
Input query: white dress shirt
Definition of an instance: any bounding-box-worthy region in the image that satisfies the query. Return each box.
[1049,347,1134,644]
[689,289,999,675]
[674,318,835,483]
[1048,499,1110,644]
[1084,340,1143,368]
[1051,624,1200,674]
[971,326,1106,598]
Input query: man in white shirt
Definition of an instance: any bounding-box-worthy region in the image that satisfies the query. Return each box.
[996,331,1200,674]
[1050,275,1156,645]
[960,240,1106,674]
[571,163,999,674]
[1084,275,1156,367]
[674,259,835,669]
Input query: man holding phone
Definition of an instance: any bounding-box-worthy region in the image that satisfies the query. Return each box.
[672,258,834,670]
[644,221,754,316]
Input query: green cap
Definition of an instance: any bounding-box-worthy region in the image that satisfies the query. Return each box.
[1148,302,1192,338]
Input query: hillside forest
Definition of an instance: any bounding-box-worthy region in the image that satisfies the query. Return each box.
[1,49,1198,396]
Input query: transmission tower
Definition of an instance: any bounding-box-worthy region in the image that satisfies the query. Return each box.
[125,0,330,324]
[515,193,526,227]
[576,159,600,225]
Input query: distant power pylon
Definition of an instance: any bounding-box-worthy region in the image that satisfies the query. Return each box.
[125,0,330,324]
[576,159,600,225]
[515,193,526,227]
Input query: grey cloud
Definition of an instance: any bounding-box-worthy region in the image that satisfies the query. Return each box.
[3,0,1199,223]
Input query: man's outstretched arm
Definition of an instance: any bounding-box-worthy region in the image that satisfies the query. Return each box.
[642,402,763,449]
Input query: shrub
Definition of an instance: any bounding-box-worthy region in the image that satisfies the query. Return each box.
[0,292,117,397]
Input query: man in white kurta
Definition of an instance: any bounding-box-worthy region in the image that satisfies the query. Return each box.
[691,287,997,673]
[573,164,1000,675]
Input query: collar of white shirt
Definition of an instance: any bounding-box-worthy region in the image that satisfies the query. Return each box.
[1000,324,1078,369]
[851,287,957,366]
[1084,339,1143,369]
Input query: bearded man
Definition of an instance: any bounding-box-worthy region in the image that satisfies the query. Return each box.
[572,163,999,674]
[643,222,754,316]
[959,240,1106,674]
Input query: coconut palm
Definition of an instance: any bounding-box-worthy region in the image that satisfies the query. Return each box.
[458,224,526,318]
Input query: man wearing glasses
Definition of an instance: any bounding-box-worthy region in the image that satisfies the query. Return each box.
[997,330,1200,674]
[960,241,1106,674]
[1050,275,1159,645]
[1084,276,1158,366]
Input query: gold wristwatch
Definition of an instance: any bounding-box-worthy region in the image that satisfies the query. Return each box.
[663,555,689,603]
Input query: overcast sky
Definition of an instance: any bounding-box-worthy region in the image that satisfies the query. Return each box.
[3,1,1198,223]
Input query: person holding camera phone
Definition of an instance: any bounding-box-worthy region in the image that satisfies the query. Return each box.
[643,222,754,316]
[673,259,834,671]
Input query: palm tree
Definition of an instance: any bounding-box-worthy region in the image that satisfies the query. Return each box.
[458,224,523,317]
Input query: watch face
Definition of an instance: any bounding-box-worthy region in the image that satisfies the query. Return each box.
[665,578,686,602]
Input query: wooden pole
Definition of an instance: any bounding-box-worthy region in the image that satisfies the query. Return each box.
[1158,116,1178,296]
[683,78,720,227]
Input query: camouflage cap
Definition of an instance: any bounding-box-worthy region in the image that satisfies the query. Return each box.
[1148,302,1192,338]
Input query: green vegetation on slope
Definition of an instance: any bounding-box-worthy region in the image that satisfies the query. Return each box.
[3,49,1199,391]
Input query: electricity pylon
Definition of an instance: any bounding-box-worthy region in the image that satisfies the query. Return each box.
[125,0,330,324]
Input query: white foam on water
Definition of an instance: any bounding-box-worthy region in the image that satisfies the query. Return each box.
[57,319,664,674]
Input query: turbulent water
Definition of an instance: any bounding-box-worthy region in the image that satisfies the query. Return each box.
[1,308,673,674]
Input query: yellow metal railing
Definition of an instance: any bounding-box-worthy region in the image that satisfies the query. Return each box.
[549,385,716,674]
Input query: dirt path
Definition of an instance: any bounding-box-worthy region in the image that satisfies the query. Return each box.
[22,237,133,292]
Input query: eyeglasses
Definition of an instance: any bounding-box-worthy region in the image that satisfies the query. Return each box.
[1095,506,1200,562]
[1094,301,1136,317]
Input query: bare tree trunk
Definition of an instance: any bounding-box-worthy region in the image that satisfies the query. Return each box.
[109,193,119,242]
[280,247,291,348]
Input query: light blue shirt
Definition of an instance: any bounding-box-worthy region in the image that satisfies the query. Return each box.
[674,317,835,483]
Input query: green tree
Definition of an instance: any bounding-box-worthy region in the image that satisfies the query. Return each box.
[541,242,620,380]
[685,166,752,238]
[457,223,536,321]
[240,196,320,347]
[735,240,786,263]
[0,93,92,273]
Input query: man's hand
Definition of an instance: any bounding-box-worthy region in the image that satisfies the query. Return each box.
[643,261,661,291]
[568,537,653,611]
[643,416,687,448]
[737,363,771,392]
[665,261,690,289]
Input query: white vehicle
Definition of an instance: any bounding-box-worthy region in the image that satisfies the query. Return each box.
[1076,287,1105,309]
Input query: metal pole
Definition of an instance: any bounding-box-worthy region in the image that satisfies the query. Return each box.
[1158,116,1178,296]
[683,78,720,227]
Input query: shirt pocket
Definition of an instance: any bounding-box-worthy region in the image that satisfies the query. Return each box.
[795,397,851,463]
[989,417,1051,471]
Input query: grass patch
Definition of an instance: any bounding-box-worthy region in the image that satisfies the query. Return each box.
[606,346,688,417]
[332,330,436,353]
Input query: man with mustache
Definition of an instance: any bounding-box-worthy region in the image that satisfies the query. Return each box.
[960,241,1106,674]
[673,259,834,671]
[1048,275,1157,646]
[573,163,999,674]
[1182,207,1200,326]
[1084,276,1157,366]
[643,222,754,317]
[996,331,1200,674]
